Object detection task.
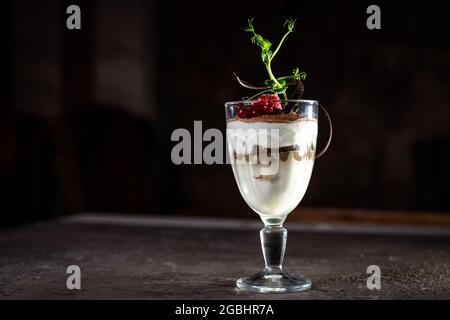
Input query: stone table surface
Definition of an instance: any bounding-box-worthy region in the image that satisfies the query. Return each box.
[0,213,449,300]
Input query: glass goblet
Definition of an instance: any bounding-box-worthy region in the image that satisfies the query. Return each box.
[225,99,324,293]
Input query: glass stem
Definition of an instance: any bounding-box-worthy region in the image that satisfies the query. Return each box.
[260,225,287,273]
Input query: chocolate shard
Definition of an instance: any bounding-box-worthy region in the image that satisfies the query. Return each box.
[291,80,305,99]
[233,72,268,90]
[283,80,305,113]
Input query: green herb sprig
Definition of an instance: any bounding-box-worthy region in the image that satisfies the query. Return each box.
[239,17,306,101]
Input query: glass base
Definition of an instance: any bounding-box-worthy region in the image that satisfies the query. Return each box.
[236,269,312,293]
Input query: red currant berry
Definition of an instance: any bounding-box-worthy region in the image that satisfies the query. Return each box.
[251,100,264,111]
[250,108,262,117]
[254,94,281,111]
[237,106,250,118]
[261,104,273,115]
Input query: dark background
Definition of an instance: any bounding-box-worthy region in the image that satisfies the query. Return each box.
[1,0,450,227]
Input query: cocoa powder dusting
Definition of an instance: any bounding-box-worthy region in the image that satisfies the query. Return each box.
[228,112,304,123]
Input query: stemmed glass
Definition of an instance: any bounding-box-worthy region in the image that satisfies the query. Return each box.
[225,99,330,293]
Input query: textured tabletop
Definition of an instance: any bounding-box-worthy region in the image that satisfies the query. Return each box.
[0,214,449,299]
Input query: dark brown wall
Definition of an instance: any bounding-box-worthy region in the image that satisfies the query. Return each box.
[2,0,450,227]
[157,1,450,214]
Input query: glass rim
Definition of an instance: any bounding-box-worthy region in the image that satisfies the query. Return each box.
[225,99,319,107]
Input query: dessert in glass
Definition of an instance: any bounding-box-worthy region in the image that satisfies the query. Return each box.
[226,100,319,293]
[224,17,331,293]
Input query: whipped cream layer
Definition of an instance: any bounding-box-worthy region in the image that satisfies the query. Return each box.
[226,117,318,223]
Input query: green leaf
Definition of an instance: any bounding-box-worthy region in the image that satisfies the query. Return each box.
[244,18,272,60]
[272,87,287,95]
[265,79,287,89]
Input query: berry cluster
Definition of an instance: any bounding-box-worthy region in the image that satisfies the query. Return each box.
[236,94,282,118]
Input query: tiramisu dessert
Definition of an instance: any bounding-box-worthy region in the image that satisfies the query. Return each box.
[227,97,317,225]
